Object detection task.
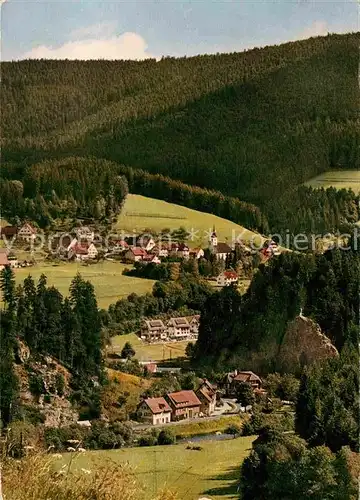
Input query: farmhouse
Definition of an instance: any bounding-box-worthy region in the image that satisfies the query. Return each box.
[135,235,156,252]
[151,244,169,258]
[0,250,10,270]
[167,317,191,340]
[209,229,232,260]
[68,243,98,261]
[188,315,200,334]
[142,254,161,264]
[18,223,37,242]
[140,319,168,341]
[177,243,190,259]
[74,226,94,242]
[124,247,148,262]
[189,248,205,259]
[217,271,238,287]
[0,225,18,240]
[166,390,201,421]
[223,370,262,396]
[109,239,129,253]
[195,379,217,416]
[137,397,172,425]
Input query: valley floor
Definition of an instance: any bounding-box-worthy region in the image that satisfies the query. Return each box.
[58,436,255,500]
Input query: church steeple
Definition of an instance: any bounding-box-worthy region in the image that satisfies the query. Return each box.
[209,225,218,248]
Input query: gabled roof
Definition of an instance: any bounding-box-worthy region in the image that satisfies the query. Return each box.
[130,247,148,257]
[0,226,17,237]
[168,317,190,327]
[111,239,129,247]
[144,319,166,331]
[143,397,171,414]
[233,371,262,383]
[215,242,232,254]
[19,223,37,234]
[222,271,238,280]
[166,390,201,409]
[0,253,10,266]
[73,244,89,255]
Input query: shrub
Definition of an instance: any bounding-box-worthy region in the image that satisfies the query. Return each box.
[138,435,158,447]
[157,429,175,445]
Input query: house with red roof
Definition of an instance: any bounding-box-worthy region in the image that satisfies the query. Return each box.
[142,254,161,264]
[68,242,98,261]
[222,370,262,396]
[0,249,10,270]
[137,397,172,425]
[216,271,238,287]
[124,247,148,262]
[166,390,201,421]
[195,379,217,416]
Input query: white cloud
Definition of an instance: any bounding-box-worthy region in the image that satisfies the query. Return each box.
[20,31,154,61]
[298,21,329,40]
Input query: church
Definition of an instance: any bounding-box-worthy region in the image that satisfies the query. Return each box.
[209,228,232,260]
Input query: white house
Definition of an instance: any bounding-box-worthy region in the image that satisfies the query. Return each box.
[137,397,172,425]
[136,235,156,252]
[177,243,190,259]
[217,271,238,286]
[151,245,169,258]
[140,319,168,341]
[167,317,191,340]
[18,223,37,242]
[68,243,98,261]
[189,248,205,259]
[74,226,94,242]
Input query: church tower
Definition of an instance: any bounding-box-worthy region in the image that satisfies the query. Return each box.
[209,226,218,250]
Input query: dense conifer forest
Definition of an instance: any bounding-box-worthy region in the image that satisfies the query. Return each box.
[1,33,359,235]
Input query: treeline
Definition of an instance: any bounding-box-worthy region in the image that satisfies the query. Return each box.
[0,268,103,427]
[0,157,128,227]
[196,239,360,371]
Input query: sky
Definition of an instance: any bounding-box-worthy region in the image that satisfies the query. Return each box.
[1,0,359,61]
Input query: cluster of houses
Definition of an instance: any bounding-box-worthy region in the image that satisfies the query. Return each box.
[137,370,264,425]
[140,315,200,343]
[0,222,38,243]
[137,379,217,425]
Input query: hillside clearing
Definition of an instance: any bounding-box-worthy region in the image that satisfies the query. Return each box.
[59,436,255,500]
[13,261,155,309]
[110,333,189,362]
[304,170,360,193]
[116,194,263,247]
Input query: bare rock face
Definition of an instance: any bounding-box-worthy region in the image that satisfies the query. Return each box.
[15,339,30,364]
[277,315,339,373]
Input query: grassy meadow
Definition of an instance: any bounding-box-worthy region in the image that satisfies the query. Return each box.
[110,333,189,362]
[13,261,155,309]
[116,194,263,247]
[59,436,255,500]
[304,170,360,193]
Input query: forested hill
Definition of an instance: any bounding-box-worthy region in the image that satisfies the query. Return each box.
[2,33,359,233]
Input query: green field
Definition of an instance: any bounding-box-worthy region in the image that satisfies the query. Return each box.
[14,261,155,309]
[116,194,263,247]
[110,333,189,362]
[59,436,255,500]
[304,170,360,193]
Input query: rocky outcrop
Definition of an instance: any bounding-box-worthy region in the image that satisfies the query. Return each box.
[14,352,78,427]
[277,314,339,373]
